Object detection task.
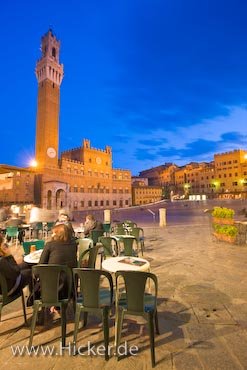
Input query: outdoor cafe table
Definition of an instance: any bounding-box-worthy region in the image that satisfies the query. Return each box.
[102,256,150,273]
[24,249,43,264]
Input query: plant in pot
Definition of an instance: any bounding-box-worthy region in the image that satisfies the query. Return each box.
[212,207,235,225]
[212,223,238,243]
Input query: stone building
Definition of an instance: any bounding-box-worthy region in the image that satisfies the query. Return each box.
[139,150,247,199]
[0,30,132,211]
[131,176,163,205]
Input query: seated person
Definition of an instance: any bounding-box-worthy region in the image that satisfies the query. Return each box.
[0,234,32,297]
[83,214,103,237]
[38,223,77,313]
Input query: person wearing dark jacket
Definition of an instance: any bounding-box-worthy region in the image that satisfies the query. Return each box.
[0,234,31,297]
[38,223,77,313]
[83,214,103,237]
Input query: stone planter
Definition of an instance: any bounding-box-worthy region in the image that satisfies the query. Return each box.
[212,217,234,225]
[213,232,236,244]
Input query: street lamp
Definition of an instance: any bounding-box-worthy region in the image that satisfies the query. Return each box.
[30,159,38,168]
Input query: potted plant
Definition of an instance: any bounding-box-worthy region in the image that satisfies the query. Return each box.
[213,224,238,243]
[212,207,235,225]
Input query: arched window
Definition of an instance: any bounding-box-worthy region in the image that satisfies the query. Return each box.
[52,47,56,58]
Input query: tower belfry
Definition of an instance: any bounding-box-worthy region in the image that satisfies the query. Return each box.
[35,29,64,169]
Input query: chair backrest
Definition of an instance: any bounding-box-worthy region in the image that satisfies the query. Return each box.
[102,223,111,233]
[35,222,44,230]
[46,222,55,231]
[129,227,144,240]
[89,230,104,245]
[77,238,93,260]
[116,270,158,313]
[32,264,72,304]
[121,237,137,256]
[23,239,45,255]
[114,226,126,235]
[99,236,117,257]
[6,226,18,237]
[73,268,113,308]
[78,244,100,268]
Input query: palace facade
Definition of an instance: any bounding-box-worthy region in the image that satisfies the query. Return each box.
[0,30,132,210]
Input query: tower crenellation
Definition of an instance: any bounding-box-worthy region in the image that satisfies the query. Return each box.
[36,30,64,87]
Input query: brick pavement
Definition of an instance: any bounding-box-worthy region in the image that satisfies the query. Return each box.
[1,221,247,369]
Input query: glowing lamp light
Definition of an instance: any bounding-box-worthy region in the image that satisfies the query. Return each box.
[244,154,247,160]
[30,159,38,167]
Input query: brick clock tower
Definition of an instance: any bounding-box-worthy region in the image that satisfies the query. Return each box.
[35,30,64,170]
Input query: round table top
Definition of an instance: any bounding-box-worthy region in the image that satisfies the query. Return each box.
[102,256,150,273]
[24,249,43,264]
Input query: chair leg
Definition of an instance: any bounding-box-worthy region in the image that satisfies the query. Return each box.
[29,303,39,348]
[116,309,124,360]
[147,312,155,368]
[21,291,27,324]
[154,310,160,335]
[83,311,88,327]
[73,306,81,346]
[102,307,109,360]
[141,241,144,256]
[61,304,67,348]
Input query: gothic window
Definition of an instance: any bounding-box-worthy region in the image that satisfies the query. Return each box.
[52,47,56,58]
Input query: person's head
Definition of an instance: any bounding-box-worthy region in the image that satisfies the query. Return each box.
[58,213,69,222]
[51,224,72,242]
[85,214,95,222]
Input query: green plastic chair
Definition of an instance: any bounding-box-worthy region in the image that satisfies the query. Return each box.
[115,271,159,367]
[22,239,45,255]
[0,271,27,324]
[73,268,114,360]
[102,223,111,236]
[129,227,145,256]
[28,264,72,348]
[78,244,100,268]
[119,236,138,256]
[77,238,93,261]
[6,226,19,246]
[98,236,118,267]
[43,222,55,238]
[31,222,44,239]
[114,226,126,235]
[89,230,104,245]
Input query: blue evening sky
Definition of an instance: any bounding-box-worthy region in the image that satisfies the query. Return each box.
[1,0,247,175]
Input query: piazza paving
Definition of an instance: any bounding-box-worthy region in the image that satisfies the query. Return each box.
[1,219,247,369]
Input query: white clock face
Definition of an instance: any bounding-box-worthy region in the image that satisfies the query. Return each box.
[47,147,56,158]
[96,157,102,165]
